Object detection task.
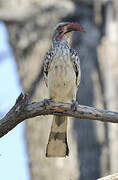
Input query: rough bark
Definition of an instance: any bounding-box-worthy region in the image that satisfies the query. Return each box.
[1,93,118,139]
[97,0,118,174]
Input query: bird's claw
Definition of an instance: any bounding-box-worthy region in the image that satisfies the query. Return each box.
[71,100,78,111]
[43,98,52,106]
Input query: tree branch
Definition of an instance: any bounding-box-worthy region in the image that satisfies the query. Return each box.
[97,172,118,180]
[1,93,118,138]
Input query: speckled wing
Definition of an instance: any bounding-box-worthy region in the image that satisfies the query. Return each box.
[70,48,81,87]
[43,49,55,87]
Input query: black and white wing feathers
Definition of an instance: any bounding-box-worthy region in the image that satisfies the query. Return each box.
[70,48,81,87]
[43,49,55,87]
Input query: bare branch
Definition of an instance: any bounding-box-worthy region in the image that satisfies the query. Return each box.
[97,172,118,180]
[1,93,118,138]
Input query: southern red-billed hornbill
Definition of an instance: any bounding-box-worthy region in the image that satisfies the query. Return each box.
[44,22,85,157]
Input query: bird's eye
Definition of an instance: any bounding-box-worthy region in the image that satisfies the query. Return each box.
[58,28,62,32]
[58,27,64,33]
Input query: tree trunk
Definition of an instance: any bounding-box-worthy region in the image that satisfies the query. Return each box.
[97,0,118,174]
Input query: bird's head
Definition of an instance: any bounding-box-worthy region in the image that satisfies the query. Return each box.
[52,22,85,43]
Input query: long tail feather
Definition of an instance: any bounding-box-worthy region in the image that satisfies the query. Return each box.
[46,115,69,157]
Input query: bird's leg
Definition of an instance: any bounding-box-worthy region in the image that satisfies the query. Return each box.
[43,98,52,106]
[71,99,79,111]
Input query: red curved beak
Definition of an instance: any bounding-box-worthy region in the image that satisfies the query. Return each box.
[66,22,85,33]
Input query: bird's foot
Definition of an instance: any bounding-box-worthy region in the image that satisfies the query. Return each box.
[43,98,52,106]
[71,100,78,111]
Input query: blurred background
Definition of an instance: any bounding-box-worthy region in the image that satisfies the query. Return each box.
[0,0,118,180]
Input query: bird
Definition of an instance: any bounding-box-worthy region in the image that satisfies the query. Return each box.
[43,22,85,157]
